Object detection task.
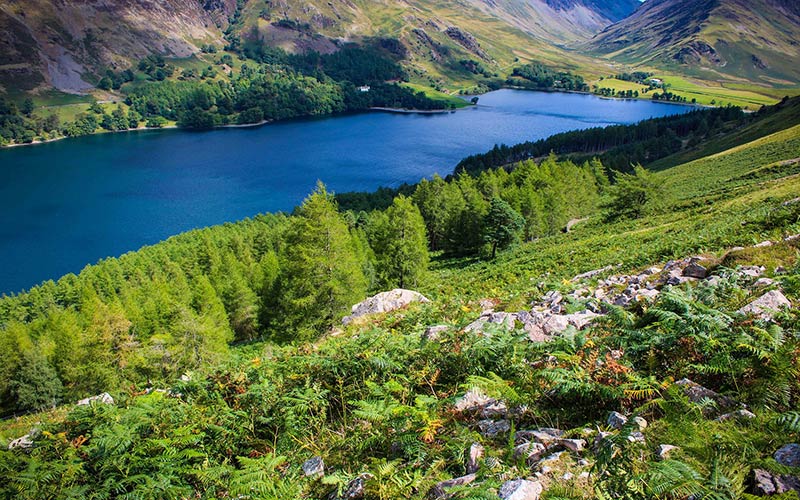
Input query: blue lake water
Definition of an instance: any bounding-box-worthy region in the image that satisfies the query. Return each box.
[0,89,691,293]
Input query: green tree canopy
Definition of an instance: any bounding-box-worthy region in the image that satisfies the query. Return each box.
[368,195,429,289]
[483,197,524,258]
[603,164,665,220]
[271,183,368,340]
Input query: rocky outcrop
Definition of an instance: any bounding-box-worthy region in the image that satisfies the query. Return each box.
[675,378,739,416]
[343,289,430,325]
[454,388,508,418]
[444,27,489,60]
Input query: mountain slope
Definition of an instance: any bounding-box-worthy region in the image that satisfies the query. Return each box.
[587,0,800,84]
[0,0,638,96]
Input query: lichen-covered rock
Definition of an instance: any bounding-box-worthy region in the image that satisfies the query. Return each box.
[514,442,547,463]
[775,444,800,467]
[675,378,738,415]
[343,289,430,325]
[715,409,756,422]
[753,468,800,495]
[477,419,511,438]
[558,438,586,453]
[76,392,114,406]
[516,428,563,446]
[423,325,450,341]
[8,434,34,450]
[302,456,324,477]
[341,474,372,499]
[608,411,628,429]
[464,312,517,334]
[498,479,543,500]
[454,388,507,418]
[657,444,679,460]
[737,290,791,320]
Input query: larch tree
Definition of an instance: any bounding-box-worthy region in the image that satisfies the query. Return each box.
[274,182,368,340]
[483,197,525,259]
[368,195,429,289]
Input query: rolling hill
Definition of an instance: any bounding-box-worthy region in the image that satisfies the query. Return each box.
[588,0,800,85]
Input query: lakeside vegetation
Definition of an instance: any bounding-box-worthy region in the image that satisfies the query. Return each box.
[1,95,800,498]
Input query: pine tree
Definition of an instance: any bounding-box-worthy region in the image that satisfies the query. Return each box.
[273,183,367,339]
[10,350,63,412]
[368,196,429,289]
[483,197,525,258]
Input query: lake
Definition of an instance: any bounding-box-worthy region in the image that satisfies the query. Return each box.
[0,90,691,294]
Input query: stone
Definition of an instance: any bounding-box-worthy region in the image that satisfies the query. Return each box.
[423,325,450,341]
[302,456,325,477]
[429,473,476,499]
[343,289,430,325]
[754,240,773,248]
[8,434,34,450]
[657,444,679,460]
[627,431,646,443]
[739,266,766,278]
[607,411,628,430]
[737,290,792,320]
[477,419,510,437]
[683,262,708,279]
[478,298,496,313]
[498,479,543,500]
[753,469,800,495]
[514,442,547,463]
[76,392,114,406]
[715,409,756,422]
[632,416,648,431]
[466,443,483,474]
[775,444,800,467]
[342,474,372,499]
[636,289,660,302]
[578,458,590,466]
[562,472,574,480]
[464,312,517,335]
[454,388,507,418]
[753,277,776,288]
[573,266,614,281]
[675,378,738,415]
[516,428,563,446]
[558,438,586,453]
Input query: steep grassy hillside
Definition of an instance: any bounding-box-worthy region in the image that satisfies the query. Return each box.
[588,0,800,85]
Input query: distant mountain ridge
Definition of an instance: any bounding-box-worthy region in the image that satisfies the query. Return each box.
[0,0,638,95]
[588,0,800,83]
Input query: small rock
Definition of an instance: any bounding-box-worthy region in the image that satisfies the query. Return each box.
[683,262,708,279]
[423,325,450,341]
[514,442,547,463]
[498,479,543,500]
[302,456,325,477]
[578,458,590,466]
[573,266,614,281]
[558,438,586,453]
[607,411,628,430]
[466,443,483,474]
[562,472,574,480]
[343,289,429,325]
[636,289,660,301]
[775,444,800,467]
[737,290,792,320]
[76,392,114,406]
[479,298,496,313]
[775,266,787,275]
[632,416,648,431]
[342,474,372,499]
[477,419,510,438]
[627,432,645,443]
[454,388,507,418]
[753,278,776,288]
[516,428,563,446]
[7,434,33,450]
[739,266,766,278]
[754,240,773,248]
[429,473,476,499]
[657,444,679,460]
[715,409,756,422]
[675,378,738,415]
[579,471,590,479]
[753,469,800,495]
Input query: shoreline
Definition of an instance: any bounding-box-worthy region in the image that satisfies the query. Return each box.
[3,119,274,149]
[369,106,463,114]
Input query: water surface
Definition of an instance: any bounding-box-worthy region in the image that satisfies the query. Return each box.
[0,90,690,293]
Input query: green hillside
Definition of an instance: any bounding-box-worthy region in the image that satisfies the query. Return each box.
[1,98,800,498]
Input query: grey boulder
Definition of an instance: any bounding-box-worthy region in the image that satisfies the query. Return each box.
[343,289,430,325]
